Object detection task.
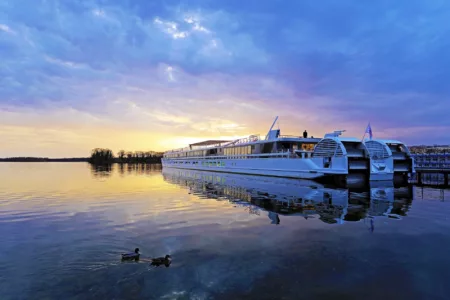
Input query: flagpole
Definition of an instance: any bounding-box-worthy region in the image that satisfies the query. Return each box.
[361,121,370,141]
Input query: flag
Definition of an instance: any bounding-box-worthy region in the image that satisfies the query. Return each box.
[365,123,373,139]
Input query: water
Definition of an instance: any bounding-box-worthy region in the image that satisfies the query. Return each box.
[0,163,449,300]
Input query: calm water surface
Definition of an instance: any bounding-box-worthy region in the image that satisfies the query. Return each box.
[1,163,450,300]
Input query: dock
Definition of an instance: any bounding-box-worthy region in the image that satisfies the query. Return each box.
[411,154,450,187]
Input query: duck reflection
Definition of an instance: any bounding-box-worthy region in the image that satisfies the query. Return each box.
[162,169,413,226]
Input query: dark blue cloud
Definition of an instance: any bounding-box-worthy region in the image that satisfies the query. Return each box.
[0,0,449,143]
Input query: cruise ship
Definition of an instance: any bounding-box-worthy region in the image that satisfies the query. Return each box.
[162,117,415,182]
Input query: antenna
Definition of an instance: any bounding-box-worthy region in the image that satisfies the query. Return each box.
[324,130,346,138]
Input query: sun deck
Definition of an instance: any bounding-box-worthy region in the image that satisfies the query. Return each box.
[163,134,321,159]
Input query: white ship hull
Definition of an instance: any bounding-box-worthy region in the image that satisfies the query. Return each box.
[162,156,348,179]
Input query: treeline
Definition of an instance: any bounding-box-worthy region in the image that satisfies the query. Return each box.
[88,148,163,165]
[0,157,88,162]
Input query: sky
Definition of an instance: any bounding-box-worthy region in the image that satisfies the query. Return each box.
[1,0,449,157]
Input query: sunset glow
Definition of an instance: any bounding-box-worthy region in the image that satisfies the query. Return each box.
[1,0,449,157]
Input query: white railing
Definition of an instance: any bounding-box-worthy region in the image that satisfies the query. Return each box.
[295,151,314,159]
[165,135,261,154]
[164,150,315,160]
[223,135,261,146]
[165,146,191,153]
[168,153,289,160]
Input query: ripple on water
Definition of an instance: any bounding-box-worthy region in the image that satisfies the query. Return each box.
[0,209,75,223]
[1,163,450,299]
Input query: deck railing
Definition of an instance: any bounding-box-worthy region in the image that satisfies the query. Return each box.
[163,150,314,160]
[278,135,302,138]
[223,135,261,146]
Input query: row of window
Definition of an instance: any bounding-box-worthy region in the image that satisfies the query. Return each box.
[415,159,450,161]
[166,160,239,167]
[415,163,450,167]
[165,152,198,158]
[224,146,253,155]
[165,145,254,158]
[165,143,315,158]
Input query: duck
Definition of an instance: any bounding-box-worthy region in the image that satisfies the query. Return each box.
[121,248,140,260]
[150,254,171,267]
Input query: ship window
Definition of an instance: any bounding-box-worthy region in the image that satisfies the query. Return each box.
[365,141,390,159]
[262,142,274,153]
[313,139,344,157]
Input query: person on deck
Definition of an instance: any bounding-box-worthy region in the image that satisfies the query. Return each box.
[303,130,308,138]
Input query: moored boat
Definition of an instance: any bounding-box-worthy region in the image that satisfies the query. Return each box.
[162,117,414,182]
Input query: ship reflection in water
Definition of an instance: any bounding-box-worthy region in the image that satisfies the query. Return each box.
[2,163,450,299]
[162,168,413,227]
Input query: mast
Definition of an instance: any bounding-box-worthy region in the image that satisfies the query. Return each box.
[265,116,279,140]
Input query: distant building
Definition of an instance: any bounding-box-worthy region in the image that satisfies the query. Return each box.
[409,145,450,154]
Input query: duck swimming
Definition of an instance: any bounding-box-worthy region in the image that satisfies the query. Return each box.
[121,248,140,260]
[150,255,171,267]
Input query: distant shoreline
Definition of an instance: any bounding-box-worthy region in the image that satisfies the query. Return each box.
[0,158,162,163]
[0,158,89,162]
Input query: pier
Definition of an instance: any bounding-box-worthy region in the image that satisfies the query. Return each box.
[412,153,450,187]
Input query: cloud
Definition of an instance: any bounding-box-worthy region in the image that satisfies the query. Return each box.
[0,24,15,34]
[1,0,449,156]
